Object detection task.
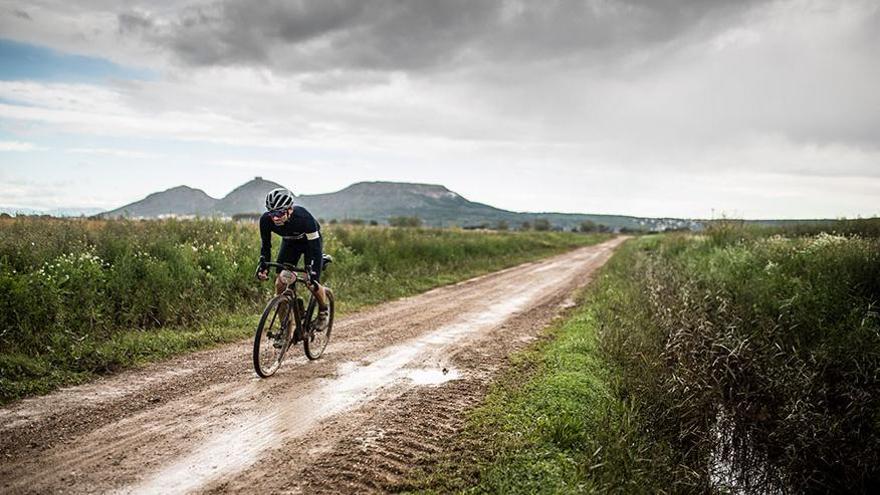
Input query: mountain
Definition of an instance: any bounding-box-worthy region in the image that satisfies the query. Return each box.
[100,185,217,218]
[298,182,506,224]
[100,177,291,219]
[215,177,288,216]
[97,177,699,231]
[299,182,692,231]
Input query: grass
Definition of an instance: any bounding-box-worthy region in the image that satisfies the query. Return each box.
[414,221,880,493]
[410,262,682,494]
[598,228,880,493]
[0,217,609,404]
[1,313,258,400]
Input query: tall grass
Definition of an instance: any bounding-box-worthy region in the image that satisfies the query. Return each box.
[598,228,880,492]
[0,218,258,355]
[0,217,608,403]
[707,217,880,242]
[411,287,680,494]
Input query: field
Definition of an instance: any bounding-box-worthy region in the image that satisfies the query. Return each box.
[0,217,608,404]
[418,219,880,493]
[3,215,878,492]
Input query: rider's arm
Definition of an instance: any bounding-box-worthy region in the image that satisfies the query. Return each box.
[258,213,272,270]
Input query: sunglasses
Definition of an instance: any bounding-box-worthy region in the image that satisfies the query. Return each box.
[268,208,288,219]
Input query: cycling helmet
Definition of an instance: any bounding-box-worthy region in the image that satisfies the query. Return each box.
[265,188,294,211]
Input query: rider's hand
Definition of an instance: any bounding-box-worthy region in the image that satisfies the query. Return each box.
[256,269,269,281]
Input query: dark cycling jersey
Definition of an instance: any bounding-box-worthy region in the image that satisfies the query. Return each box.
[259,206,323,281]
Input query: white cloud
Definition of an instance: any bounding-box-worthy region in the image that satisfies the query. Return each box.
[210,159,310,171]
[0,141,40,151]
[0,0,878,218]
[0,177,113,209]
[67,147,164,159]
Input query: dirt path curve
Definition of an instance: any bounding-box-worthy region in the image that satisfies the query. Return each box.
[0,237,626,494]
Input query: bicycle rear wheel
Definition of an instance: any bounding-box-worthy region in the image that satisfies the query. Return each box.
[304,289,334,360]
[253,295,292,377]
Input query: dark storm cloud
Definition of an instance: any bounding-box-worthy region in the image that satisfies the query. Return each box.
[118,0,759,72]
[118,12,153,32]
[13,9,32,20]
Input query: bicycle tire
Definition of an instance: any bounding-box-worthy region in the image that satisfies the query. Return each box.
[303,288,334,360]
[253,294,292,377]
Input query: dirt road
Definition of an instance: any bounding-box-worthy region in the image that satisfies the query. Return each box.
[0,237,626,494]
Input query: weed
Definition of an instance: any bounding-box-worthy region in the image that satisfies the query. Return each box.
[599,231,880,492]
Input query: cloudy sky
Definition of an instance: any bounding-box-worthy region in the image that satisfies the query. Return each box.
[0,0,878,219]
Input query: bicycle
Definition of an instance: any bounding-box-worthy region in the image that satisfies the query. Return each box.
[252,255,335,378]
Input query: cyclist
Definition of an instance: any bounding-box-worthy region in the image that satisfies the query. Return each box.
[256,187,329,331]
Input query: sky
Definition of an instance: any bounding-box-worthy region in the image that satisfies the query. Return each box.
[0,0,878,219]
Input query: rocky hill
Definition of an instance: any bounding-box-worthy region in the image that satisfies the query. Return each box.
[299,182,694,231]
[100,185,217,218]
[215,177,288,216]
[98,177,696,231]
[298,182,509,225]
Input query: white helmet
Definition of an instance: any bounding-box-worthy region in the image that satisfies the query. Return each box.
[265,188,294,211]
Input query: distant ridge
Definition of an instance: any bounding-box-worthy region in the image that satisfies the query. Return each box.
[297,181,695,230]
[98,177,697,230]
[100,185,217,218]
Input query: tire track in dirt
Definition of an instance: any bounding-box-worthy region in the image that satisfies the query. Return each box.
[0,237,626,494]
[213,252,606,494]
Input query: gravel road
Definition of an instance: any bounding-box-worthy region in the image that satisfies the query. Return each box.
[0,237,626,494]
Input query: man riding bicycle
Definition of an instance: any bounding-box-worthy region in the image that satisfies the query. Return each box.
[256,187,330,331]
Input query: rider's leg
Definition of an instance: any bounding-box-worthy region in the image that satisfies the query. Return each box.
[312,283,328,309]
[307,252,330,330]
[312,282,330,331]
[274,240,303,295]
[306,240,328,310]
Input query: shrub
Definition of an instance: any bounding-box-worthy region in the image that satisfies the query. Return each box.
[578,220,597,233]
[533,219,551,231]
[598,230,880,492]
[387,216,423,228]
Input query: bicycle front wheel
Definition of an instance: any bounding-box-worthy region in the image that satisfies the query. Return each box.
[304,288,334,360]
[253,295,292,377]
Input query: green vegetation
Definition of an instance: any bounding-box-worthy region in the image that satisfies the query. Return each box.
[533,219,551,231]
[0,217,609,404]
[418,221,879,493]
[748,217,880,238]
[388,215,424,227]
[411,283,676,494]
[598,226,880,492]
[732,217,880,241]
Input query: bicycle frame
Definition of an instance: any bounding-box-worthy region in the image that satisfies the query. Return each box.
[253,259,334,376]
[262,261,319,346]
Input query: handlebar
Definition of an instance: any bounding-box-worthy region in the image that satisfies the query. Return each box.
[262,261,310,274]
[255,261,314,284]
